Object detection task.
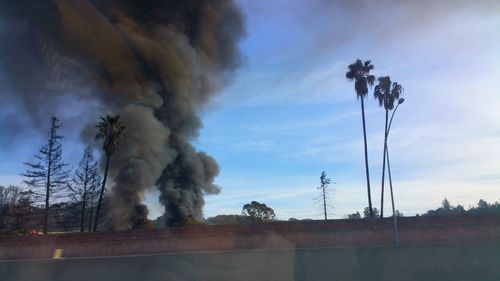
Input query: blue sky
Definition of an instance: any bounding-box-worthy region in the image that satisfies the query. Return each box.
[2,0,500,220]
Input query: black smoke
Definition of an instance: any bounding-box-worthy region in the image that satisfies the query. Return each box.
[0,0,245,228]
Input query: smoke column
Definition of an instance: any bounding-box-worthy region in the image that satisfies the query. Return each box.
[0,0,245,228]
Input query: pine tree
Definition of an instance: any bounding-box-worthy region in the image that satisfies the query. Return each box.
[22,116,70,234]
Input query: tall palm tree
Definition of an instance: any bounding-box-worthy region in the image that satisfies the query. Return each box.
[346,59,376,218]
[374,76,403,217]
[93,115,125,231]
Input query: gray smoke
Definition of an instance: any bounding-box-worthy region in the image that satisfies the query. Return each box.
[0,0,245,228]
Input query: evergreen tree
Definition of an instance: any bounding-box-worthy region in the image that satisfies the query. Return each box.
[22,116,70,234]
[347,212,362,219]
[242,201,276,222]
[363,206,380,218]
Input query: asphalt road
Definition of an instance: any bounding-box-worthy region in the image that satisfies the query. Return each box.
[1,243,499,281]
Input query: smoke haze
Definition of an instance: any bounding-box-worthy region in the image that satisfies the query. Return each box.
[0,0,245,228]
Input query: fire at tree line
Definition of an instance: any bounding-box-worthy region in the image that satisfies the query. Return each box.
[0,114,499,235]
[2,58,500,236]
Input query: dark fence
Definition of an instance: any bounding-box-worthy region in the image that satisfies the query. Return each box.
[1,215,499,260]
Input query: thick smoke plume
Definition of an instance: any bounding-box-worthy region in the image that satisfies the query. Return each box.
[0,0,245,228]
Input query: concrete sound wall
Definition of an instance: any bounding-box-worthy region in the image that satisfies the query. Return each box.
[1,215,499,260]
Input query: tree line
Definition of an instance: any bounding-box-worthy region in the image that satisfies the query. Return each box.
[0,115,125,236]
[200,198,500,226]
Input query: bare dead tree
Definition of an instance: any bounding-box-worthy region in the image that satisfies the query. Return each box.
[315,171,333,221]
[69,145,99,232]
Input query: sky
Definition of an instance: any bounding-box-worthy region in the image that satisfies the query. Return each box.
[1,0,500,220]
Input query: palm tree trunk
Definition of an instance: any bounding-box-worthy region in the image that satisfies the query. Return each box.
[380,109,389,218]
[387,146,400,245]
[93,155,110,232]
[360,97,374,218]
[322,185,327,221]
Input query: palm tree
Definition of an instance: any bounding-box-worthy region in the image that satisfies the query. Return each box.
[93,115,125,231]
[374,76,403,217]
[346,59,376,218]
